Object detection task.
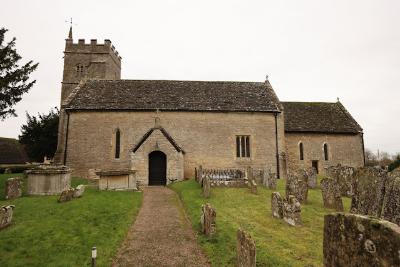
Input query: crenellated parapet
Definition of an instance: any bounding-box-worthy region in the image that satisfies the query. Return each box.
[65,38,122,67]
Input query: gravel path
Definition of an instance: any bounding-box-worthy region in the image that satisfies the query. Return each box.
[112,186,210,267]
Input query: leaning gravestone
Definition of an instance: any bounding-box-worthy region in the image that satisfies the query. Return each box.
[200,203,216,236]
[58,188,75,203]
[236,228,256,267]
[250,180,257,194]
[198,165,203,184]
[350,167,388,217]
[381,172,400,225]
[320,178,344,211]
[263,168,277,190]
[246,167,258,194]
[271,192,284,219]
[326,164,356,197]
[283,195,302,226]
[305,167,317,189]
[202,175,211,198]
[73,185,85,198]
[5,177,22,199]
[286,170,308,203]
[0,205,15,230]
[323,213,400,267]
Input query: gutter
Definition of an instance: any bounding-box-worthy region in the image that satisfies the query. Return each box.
[274,113,281,179]
[63,111,70,166]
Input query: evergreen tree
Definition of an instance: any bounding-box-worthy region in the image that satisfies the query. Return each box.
[19,108,59,162]
[0,27,38,120]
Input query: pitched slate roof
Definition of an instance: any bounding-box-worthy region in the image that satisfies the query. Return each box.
[0,137,29,164]
[64,79,282,113]
[281,101,363,134]
[133,127,185,154]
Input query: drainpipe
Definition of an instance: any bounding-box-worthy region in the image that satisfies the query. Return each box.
[361,132,365,166]
[63,110,70,166]
[274,113,281,179]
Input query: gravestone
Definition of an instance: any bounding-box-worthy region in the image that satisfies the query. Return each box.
[236,228,256,267]
[320,178,344,211]
[323,213,400,267]
[350,167,388,217]
[200,203,216,236]
[198,165,203,184]
[74,185,85,198]
[4,168,12,174]
[381,172,400,225]
[263,168,277,190]
[283,195,302,226]
[305,167,317,189]
[5,177,22,199]
[58,188,75,203]
[0,205,15,230]
[26,165,71,195]
[326,164,356,197]
[202,175,211,198]
[250,180,257,194]
[286,171,308,203]
[271,192,284,219]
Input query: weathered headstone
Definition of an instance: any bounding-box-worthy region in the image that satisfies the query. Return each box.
[58,188,75,203]
[202,175,211,198]
[262,168,277,190]
[0,205,15,230]
[271,192,284,219]
[381,172,400,225]
[198,165,203,184]
[236,228,256,267]
[250,180,257,194]
[5,177,22,199]
[283,195,302,226]
[320,178,344,211]
[73,184,85,198]
[305,167,317,189]
[4,168,12,174]
[326,164,356,197]
[286,170,308,203]
[200,203,216,236]
[323,213,400,267]
[87,168,100,180]
[350,167,388,217]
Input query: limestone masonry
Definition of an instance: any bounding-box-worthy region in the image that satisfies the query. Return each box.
[54,28,365,185]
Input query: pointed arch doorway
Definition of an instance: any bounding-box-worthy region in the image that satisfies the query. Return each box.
[148,151,167,185]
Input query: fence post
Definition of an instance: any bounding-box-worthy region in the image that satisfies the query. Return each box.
[91,246,97,267]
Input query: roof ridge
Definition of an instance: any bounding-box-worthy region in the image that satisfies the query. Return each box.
[85,79,265,84]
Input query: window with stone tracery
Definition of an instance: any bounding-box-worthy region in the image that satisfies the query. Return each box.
[236,135,250,158]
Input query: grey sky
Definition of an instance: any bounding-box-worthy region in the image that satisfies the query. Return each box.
[1,0,399,154]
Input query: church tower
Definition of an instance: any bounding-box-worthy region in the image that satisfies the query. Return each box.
[60,27,122,103]
[54,27,122,164]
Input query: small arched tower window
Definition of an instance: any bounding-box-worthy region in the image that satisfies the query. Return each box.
[76,64,84,76]
[115,129,121,159]
[299,142,304,160]
[324,143,329,161]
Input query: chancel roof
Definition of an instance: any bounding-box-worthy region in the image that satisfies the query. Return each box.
[281,101,363,134]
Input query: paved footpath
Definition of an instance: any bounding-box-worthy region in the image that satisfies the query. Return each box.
[112,187,210,267]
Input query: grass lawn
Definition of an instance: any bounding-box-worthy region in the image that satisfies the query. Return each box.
[0,173,142,267]
[170,178,351,267]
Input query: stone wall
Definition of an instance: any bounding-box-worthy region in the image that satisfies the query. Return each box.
[285,132,364,175]
[62,111,285,182]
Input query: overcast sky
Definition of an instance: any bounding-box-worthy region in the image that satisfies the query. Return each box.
[1,0,399,154]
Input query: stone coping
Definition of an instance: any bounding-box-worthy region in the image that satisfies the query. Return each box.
[95,169,136,176]
[25,164,71,174]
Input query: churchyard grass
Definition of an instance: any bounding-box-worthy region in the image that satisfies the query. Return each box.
[0,173,142,267]
[170,178,351,267]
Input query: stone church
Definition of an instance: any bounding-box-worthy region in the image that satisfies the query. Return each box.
[54,29,365,186]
